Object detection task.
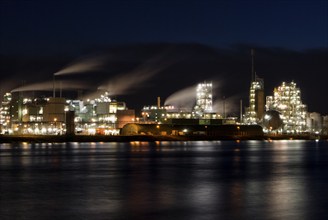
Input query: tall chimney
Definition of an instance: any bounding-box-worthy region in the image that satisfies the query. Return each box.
[53,75,56,98]
[251,49,255,81]
[240,99,243,123]
[157,97,161,108]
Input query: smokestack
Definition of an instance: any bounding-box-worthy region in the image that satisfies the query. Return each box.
[157,97,161,108]
[53,75,56,98]
[240,99,243,123]
[251,49,255,81]
[77,90,83,100]
[223,96,226,119]
[59,81,62,98]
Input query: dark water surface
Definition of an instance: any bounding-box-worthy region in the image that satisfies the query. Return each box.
[1,140,328,220]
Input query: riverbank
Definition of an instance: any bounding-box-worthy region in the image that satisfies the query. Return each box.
[0,134,261,143]
[0,134,327,143]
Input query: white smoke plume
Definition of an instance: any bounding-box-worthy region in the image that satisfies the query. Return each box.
[11,80,92,92]
[213,95,239,116]
[94,49,180,97]
[164,80,224,112]
[54,55,108,75]
[164,86,196,111]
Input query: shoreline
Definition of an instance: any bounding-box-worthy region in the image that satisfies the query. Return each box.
[0,134,327,143]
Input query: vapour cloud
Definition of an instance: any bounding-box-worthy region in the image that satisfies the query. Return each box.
[164,80,224,112]
[54,55,108,76]
[164,86,196,111]
[94,49,179,97]
[11,80,92,92]
[213,95,240,116]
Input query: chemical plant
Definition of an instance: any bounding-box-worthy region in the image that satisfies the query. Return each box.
[0,50,327,138]
[0,92,135,136]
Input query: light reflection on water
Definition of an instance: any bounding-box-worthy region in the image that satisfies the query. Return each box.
[1,140,328,220]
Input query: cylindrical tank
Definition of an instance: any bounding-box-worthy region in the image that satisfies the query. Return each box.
[263,110,283,130]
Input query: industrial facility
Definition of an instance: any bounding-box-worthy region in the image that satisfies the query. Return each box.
[244,49,265,125]
[141,81,237,124]
[265,81,307,134]
[242,50,326,135]
[0,49,327,138]
[132,81,265,138]
[0,92,135,135]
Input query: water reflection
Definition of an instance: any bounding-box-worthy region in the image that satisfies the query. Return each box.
[1,141,328,219]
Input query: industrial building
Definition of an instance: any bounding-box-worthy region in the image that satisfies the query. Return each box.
[244,49,265,125]
[141,81,235,125]
[306,112,322,134]
[0,49,326,137]
[239,49,328,136]
[240,50,322,135]
[323,116,328,135]
[0,93,12,133]
[193,82,213,118]
[265,81,307,134]
[0,92,135,135]
[244,76,265,124]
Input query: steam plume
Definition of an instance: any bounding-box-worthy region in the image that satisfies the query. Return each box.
[164,86,196,111]
[95,49,179,96]
[54,55,108,75]
[213,95,239,116]
[11,80,92,92]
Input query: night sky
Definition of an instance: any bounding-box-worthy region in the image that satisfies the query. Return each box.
[0,0,327,114]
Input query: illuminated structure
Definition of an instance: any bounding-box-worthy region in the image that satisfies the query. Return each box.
[323,116,328,135]
[306,112,322,134]
[262,110,283,132]
[0,91,134,135]
[7,95,67,135]
[193,82,213,118]
[244,77,264,124]
[266,81,307,133]
[66,92,135,135]
[244,50,265,124]
[0,93,12,133]
[141,82,230,125]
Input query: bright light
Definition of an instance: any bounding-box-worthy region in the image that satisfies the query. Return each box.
[22,108,28,115]
[264,114,271,120]
[87,128,96,135]
[41,127,47,134]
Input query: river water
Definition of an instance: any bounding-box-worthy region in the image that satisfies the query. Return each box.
[1,140,328,220]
